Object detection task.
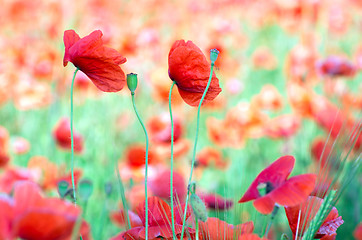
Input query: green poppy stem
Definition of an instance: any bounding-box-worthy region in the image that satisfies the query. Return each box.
[70,68,79,204]
[180,62,215,240]
[168,81,177,240]
[131,92,150,240]
[264,205,279,237]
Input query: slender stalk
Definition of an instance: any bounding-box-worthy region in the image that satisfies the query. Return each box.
[180,63,215,239]
[168,81,177,240]
[115,156,131,230]
[264,205,279,237]
[131,93,150,240]
[70,68,79,204]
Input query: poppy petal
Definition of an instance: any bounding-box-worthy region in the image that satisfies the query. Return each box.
[270,174,316,207]
[253,195,275,215]
[13,181,42,214]
[71,57,126,92]
[63,30,80,67]
[137,197,171,227]
[168,40,222,107]
[239,155,295,203]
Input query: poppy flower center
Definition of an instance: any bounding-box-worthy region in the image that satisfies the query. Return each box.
[257,181,274,196]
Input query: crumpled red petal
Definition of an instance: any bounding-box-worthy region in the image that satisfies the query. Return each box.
[168,40,221,107]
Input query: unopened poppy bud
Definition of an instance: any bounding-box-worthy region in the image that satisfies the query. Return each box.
[57,180,69,198]
[210,49,220,64]
[78,179,93,202]
[190,193,208,222]
[127,73,138,94]
[105,182,113,197]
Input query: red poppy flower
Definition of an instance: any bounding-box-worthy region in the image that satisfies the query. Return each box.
[285,196,344,239]
[198,193,233,210]
[354,223,362,240]
[0,181,82,240]
[0,168,33,193]
[198,217,254,240]
[110,209,143,228]
[124,144,159,168]
[168,40,222,107]
[148,113,183,143]
[53,118,83,153]
[252,84,283,111]
[0,195,13,240]
[196,147,228,169]
[311,137,333,167]
[238,156,316,214]
[0,152,10,168]
[264,114,301,139]
[63,29,127,92]
[317,56,356,78]
[149,169,187,202]
[111,196,194,240]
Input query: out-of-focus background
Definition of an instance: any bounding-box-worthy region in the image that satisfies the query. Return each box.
[0,0,361,239]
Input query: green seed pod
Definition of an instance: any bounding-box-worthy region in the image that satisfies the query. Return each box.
[127,73,138,94]
[190,193,208,222]
[210,49,220,64]
[57,180,69,198]
[78,179,93,202]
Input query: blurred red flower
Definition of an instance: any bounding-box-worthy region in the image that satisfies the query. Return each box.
[148,113,183,143]
[197,193,233,210]
[354,223,362,240]
[317,56,356,78]
[124,144,159,168]
[196,147,228,169]
[238,156,316,214]
[264,114,301,139]
[198,217,254,240]
[0,181,83,240]
[63,29,127,92]
[168,40,222,107]
[111,196,194,240]
[149,169,187,202]
[285,196,344,239]
[53,118,83,153]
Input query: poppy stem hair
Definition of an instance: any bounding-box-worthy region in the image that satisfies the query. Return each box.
[168,80,177,240]
[180,49,219,240]
[70,68,79,205]
[128,73,150,240]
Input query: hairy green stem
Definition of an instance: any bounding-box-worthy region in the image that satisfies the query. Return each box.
[180,63,215,239]
[70,68,79,204]
[131,93,150,240]
[168,81,177,240]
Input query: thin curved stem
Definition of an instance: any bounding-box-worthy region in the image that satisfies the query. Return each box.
[115,157,131,230]
[180,63,215,239]
[168,81,176,240]
[131,93,149,240]
[70,68,79,204]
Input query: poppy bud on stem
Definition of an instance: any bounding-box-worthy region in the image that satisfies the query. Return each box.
[128,73,150,240]
[210,48,219,65]
[127,73,138,94]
